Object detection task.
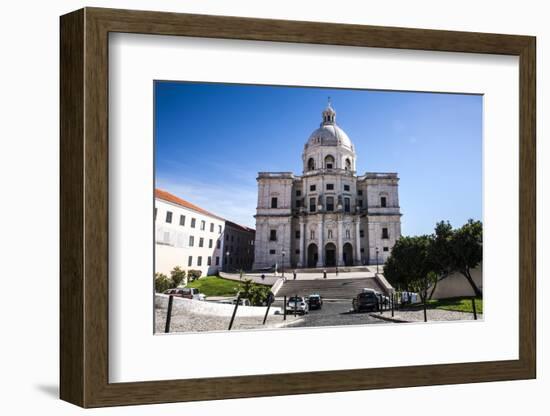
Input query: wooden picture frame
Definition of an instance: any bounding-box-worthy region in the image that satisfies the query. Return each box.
[60,7,536,408]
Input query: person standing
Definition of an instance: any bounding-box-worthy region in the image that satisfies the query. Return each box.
[293,270,297,280]
[323,269,327,279]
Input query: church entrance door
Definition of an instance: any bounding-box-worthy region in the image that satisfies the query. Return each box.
[325,243,336,267]
[307,243,318,268]
[343,243,354,266]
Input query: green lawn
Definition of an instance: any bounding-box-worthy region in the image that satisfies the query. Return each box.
[185,276,243,297]
[427,297,483,314]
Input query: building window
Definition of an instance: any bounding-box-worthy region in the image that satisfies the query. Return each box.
[210,223,214,232]
[189,236,195,247]
[310,184,316,192]
[309,197,316,213]
[188,256,193,266]
[217,240,221,249]
[231,235,234,242]
[357,199,363,208]
[295,230,300,239]
[270,229,277,241]
[383,247,389,252]
[344,184,350,191]
[345,158,351,170]
[295,249,300,254]
[360,229,365,238]
[179,215,185,226]
[209,239,213,248]
[344,197,351,213]
[215,256,220,266]
[324,155,335,169]
[165,211,172,223]
[345,229,351,239]
[225,234,229,241]
[358,190,363,196]
[191,218,196,228]
[271,197,278,208]
[197,256,202,266]
[199,237,204,247]
[381,196,387,207]
[326,196,334,212]
[328,229,333,239]
[269,249,276,255]
[296,190,302,197]
[163,231,170,244]
[360,248,365,253]
[218,225,222,234]
[200,220,205,230]
[207,256,212,266]
[326,183,334,190]
[307,158,315,171]
[295,199,301,208]
[382,227,389,239]
[310,229,315,239]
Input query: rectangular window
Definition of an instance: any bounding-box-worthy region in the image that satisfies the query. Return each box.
[163,231,170,244]
[326,196,334,211]
[207,256,212,266]
[217,240,221,249]
[191,218,196,228]
[344,184,350,191]
[165,211,172,223]
[344,197,351,213]
[358,190,363,196]
[326,183,334,190]
[225,234,229,241]
[383,247,389,252]
[218,225,222,234]
[357,199,363,208]
[210,223,214,232]
[295,199,301,208]
[215,256,220,266]
[271,197,278,208]
[381,196,387,207]
[310,184,316,191]
[270,229,277,241]
[209,239,213,248]
[200,220,205,230]
[310,197,316,213]
[199,237,204,247]
[382,227,389,239]
[296,190,302,197]
[295,249,300,254]
[360,248,365,253]
[179,215,185,226]
[360,229,365,238]
[269,249,276,255]
[189,236,194,247]
[197,256,202,266]
[295,230,300,239]
[188,256,193,266]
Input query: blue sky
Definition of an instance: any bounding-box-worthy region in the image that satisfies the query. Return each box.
[155,81,482,236]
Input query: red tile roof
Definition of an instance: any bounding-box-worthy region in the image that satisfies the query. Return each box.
[155,189,255,234]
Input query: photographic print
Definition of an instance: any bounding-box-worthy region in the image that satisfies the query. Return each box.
[154,82,483,334]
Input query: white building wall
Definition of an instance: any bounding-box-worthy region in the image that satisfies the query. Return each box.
[155,198,225,278]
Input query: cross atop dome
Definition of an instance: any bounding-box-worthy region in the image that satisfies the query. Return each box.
[322,98,336,125]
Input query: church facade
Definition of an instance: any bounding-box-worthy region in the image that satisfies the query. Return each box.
[253,102,402,269]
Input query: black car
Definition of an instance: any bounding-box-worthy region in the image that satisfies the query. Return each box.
[308,294,323,310]
[352,292,379,312]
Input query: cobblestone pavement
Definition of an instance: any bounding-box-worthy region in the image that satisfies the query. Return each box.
[371,308,482,323]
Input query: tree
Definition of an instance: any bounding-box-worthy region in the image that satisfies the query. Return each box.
[154,272,173,293]
[170,266,186,287]
[238,279,271,306]
[427,221,454,299]
[448,219,483,297]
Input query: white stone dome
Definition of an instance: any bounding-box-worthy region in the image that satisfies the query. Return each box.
[307,124,353,150]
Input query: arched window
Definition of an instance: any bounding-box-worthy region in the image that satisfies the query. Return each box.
[324,155,335,169]
[307,158,315,171]
[345,158,352,170]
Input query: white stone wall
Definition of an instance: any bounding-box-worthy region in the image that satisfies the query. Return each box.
[155,198,225,277]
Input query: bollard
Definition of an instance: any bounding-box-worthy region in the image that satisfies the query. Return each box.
[263,293,274,325]
[228,294,241,330]
[164,295,174,334]
[283,296,287,320]
[423,300,427,322]
[391,294,394,317]
[472,297,478,320]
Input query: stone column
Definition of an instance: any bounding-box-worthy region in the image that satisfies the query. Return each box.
[355,220,362,265]
[298,219,305,268]
[337,218,344,266]
[317,220,324,267]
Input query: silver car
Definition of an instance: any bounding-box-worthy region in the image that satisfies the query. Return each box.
[287,296,309,314]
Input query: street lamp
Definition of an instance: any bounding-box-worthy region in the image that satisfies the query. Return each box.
[376,247,379,274]
[281,250,286,278]
[225,250,230,272]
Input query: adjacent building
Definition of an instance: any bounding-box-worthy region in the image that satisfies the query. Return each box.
[253,101,402,270]
[155,189,255,277]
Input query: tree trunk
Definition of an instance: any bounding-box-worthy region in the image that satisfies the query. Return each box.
[461,268,482,297]
[428,278,438,300]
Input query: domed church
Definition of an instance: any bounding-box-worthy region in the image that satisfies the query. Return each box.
[253,101,402,270]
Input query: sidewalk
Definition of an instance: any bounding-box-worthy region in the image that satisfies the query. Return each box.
[219,268,378,285]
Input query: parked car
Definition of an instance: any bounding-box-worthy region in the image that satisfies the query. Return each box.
[164,288,205,301]
[308,294,323,310]
[352,292,379,312]
[287,296,309,314]
[232,298,251,306]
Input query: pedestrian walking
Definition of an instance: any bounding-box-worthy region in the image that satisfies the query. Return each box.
[293,270,297,280]
[323,269,327,279]
[335,266,339,276]
[261,273,265,281]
